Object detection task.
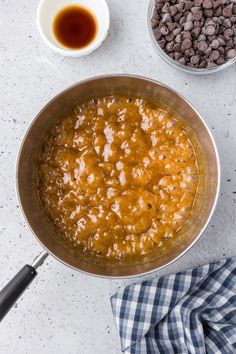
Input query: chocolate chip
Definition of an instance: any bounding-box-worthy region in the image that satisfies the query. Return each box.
[219,16,226,23]
[203,0,212,9]
[186,12,194,21]
[216,56,225,64]
[223,4,233,18]
[162,3,170,13]
[201,26,207,34]
[177,2,186,12]
[178,57,186,64]
[207,60,217,67]
[167,22,177,31]
[155,2,164,11]
[174,52,182,60]
[174,13,182,22]
[210,50,220,60]
[227,48,236,58]
[166,41,175,51]
[180,16,187,26]
[153,28,162,40]
[191,54,200,63]
[198,40,208,51]
[185,47,195,56]
[212,0,221,10]
[184,21,194,30]
[218,37,226,46]
[204,9,213,17]
[151,18,159,28]
[199,60,207,67]
[230,16,236,24]
[173,43,182,52]
[160,25,169,35]
[218,46,225,54]
[159,38,166,48]
[185,1,193,10]
[223,18,231,28]
[162,13,172,23]
[169,5,178,16]
[205,25,216,35]
[175,33,183,43]
[182,38,192,50]
[192,7,203,20]
[227,37,234,45]
[166,33,175,41]
[182,31,192,39]
[212,16,222,24]
[173,27,182,36]
[214,7,222,17]
[194,0,203,6]
[204,46,212,56]
[198,34,206,41]
[224,28,233,40]
[205,18,216,27]
[210,38,220,48]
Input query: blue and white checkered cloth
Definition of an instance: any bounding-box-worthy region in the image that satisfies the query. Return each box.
[111,257,236,354]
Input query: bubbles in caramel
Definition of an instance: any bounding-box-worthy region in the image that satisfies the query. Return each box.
[37,96,200,259]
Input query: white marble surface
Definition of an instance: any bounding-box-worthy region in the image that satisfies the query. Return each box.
[0,0,236,353]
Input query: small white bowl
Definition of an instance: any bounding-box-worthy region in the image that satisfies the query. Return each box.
[37,0,110,57]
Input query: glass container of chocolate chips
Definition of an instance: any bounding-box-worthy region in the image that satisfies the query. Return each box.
[148,0,236,74]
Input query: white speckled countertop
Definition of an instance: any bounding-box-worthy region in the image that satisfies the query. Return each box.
[0,0,236,353]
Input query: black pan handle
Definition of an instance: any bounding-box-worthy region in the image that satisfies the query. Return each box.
[0,251,48,321]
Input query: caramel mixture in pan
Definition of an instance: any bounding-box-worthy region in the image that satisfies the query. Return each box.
[37,96,199,259]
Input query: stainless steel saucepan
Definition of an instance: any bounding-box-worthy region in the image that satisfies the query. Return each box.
[0,75,220,320]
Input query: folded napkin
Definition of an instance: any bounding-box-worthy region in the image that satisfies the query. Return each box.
[111,257,236,354]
